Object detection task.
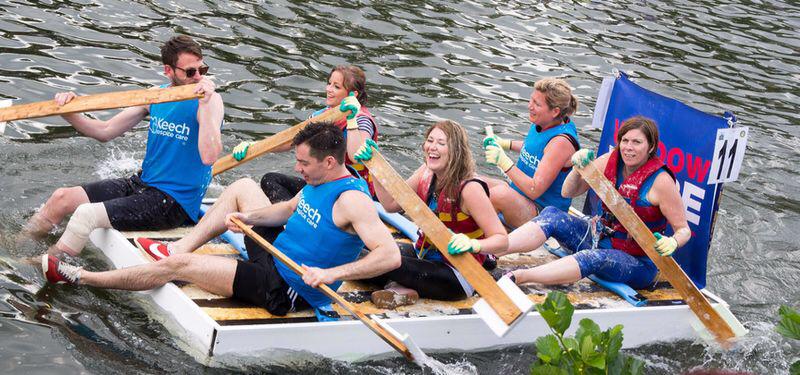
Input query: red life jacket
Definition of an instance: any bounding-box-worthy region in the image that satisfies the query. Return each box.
[414,168,488,265]
[600,150,674,256]
[331,106,379,197]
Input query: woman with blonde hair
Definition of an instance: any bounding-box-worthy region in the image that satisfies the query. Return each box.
[483,78,580,227]
[354,120,508,307]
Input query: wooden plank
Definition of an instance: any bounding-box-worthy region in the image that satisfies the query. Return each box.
[121,227,193,239]
[362,152,522,325]
[211,107,349,175]
[576,162,736,345]
[0,85,201,122]
[194,243,239,256]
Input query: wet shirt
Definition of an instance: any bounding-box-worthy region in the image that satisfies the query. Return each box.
[272,177,370,307]
[140,86,220,221]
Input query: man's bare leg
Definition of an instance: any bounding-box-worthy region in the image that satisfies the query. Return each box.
[169,178,270,254]
[79,253,237,296]
[24,186,90,238]
[47,203,111,257]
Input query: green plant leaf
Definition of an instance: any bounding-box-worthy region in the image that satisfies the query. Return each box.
[580,335,595,361]
[585,352,606,369]
[777,305,800,340]
[790,359,800,375]
[536,291,575,335]
[530,363,569,375]
[627,356,646,375]
[605,324,624,361]
[576,318,601,344]
[535,335,562,364]
[563,337,579,353]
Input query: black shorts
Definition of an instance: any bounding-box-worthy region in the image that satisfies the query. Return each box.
[232,226,310,315]
[81,174,190,231]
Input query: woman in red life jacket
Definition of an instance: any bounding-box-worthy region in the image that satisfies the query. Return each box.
[354,120,508,308]
[232,64,379,201]
[499,116,691,289]
[481,78,581,228]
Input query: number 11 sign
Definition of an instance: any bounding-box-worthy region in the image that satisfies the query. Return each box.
[708,127,749,185]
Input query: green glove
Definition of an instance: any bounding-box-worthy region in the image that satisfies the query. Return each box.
[232,141,254,161]
[354,139,378,163]
[571,148,595,168]
[485,144,514,173]
[653,232,677,257]
[339,92,361,129]
[482,134,512,150]
[447,233,481,255]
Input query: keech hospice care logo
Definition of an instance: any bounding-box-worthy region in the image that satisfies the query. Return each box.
[150,116,190,141]
[296,195,322,228]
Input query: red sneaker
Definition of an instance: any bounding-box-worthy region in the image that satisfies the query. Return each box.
[134,237,170,261]
[41,254,81,284]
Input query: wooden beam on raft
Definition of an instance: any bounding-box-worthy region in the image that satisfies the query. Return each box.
[575,162,737,346]
[0,85,202,122]
[211,107,349,175]
[362,151,525,327]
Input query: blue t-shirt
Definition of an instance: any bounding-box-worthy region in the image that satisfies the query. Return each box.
[273,176,370,307]
[140,87,220,221]
[510,121,579,212]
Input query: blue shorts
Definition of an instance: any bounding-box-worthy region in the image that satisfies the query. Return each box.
[533,206,658,289]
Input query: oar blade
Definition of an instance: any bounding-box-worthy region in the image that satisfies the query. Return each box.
[472,275,534,337]
[0,99,11,134]
[373,316,430,364]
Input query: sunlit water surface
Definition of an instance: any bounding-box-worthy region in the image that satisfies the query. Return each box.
[0,1,797,374]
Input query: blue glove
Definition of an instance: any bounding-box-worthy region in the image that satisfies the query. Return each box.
[354,138,378,163]
[232,141,254,161]
[653,232,677,257]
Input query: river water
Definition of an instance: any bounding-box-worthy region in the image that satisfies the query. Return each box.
[0,1,797,374]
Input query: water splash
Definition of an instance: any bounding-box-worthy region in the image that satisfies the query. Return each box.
[94,149,142,180]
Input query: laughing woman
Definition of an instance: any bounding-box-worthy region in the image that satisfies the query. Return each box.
[500,116,690,290]
[233,64,379,201]
[354,120,508,308]
[482,78,580,228]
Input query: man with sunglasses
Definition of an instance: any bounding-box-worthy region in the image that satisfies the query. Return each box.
[24,35,225,261]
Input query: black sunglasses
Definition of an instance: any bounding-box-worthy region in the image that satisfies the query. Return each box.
[173,64,209,77]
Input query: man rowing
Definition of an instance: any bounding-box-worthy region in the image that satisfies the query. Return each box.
[42,122,401,321]
[24,35,224,259]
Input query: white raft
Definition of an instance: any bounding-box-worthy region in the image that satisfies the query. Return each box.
[88,226,745,361]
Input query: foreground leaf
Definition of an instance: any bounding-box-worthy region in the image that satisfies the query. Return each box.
[535,335,562,364]
[530,363,569,375]
[777,305,800,340]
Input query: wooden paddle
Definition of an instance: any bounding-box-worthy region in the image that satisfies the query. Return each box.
[361,151,525,327]
[211,107,348,175]
[574,161,737,346]
[0,85,202,123]
[229,216,427,362]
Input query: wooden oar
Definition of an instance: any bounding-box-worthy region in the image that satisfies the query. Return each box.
[211,107,348,175]
[361,151,533,336]
[574,162,737,346]
[229,216,428,363]
[0,85,202,123]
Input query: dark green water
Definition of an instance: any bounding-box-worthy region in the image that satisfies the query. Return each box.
[0,1,797,373]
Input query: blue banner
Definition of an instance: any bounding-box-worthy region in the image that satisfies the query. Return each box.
[587,72,732,289]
